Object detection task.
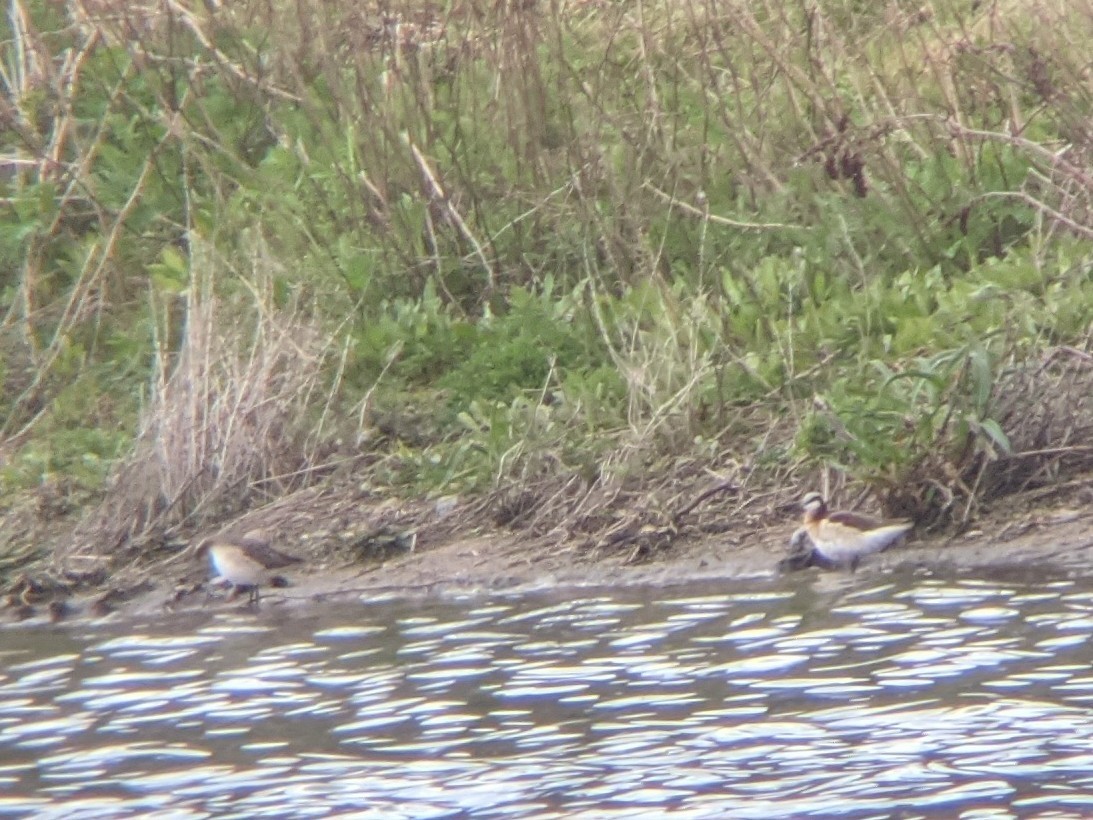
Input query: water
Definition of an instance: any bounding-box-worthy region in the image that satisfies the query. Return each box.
[1,566,1092,818]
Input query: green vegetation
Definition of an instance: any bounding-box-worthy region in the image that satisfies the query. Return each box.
[1,0,1090,565]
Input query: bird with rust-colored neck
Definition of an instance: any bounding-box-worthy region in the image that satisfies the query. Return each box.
[789,491,913,571]
[195,532,301,604]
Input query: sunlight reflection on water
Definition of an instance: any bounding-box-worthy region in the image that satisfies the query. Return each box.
[1,566,1092,817]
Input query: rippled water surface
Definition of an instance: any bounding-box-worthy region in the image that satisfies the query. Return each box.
[2,566,1092,818]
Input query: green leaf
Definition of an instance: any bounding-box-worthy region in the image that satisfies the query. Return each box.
[967,344,992,414]
[977,418,1012,455]
[160,246,189,279]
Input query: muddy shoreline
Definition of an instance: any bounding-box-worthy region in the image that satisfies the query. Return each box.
[10,487,1091,626]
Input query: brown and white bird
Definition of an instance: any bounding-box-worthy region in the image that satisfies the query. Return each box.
[791,491,913,570]
[195,533,301,604]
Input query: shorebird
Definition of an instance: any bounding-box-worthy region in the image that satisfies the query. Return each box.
[195,533,301,604]
[792,491,913,570]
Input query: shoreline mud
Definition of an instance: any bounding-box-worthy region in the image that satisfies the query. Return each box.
[9,490,1091,626]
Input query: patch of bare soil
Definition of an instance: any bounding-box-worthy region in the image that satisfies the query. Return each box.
[6,478,1092,625]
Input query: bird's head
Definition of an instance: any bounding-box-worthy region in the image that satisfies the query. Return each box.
[799,491,827,519]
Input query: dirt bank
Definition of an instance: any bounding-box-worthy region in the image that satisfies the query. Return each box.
[278,504,1093,603]
[6,479,1091,625]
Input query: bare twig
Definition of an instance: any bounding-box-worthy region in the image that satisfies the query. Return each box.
[404,135,495,288]
[672,479,739,524]
[643,182,805,231]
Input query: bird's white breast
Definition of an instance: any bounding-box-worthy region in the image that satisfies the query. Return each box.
[811,522,912,564]
[209,548,268,586]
